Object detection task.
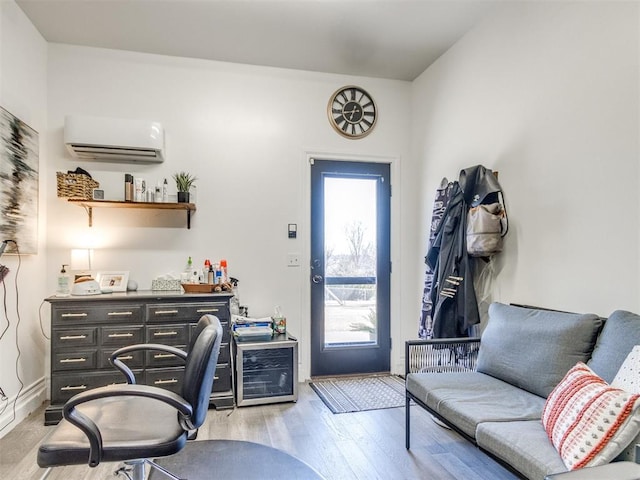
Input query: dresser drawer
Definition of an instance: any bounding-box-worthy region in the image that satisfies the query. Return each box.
[213,362,232,392]
[54,327,97,347]
[51,370,142,403]
[190,318,230,344]
[100,325,144,346]
[145,346,187,368]
[53,350,97,372]
[100,349,145,369]
[146,368,184,394]
[147,324,189,345]
[53,305,143,324]
[218,341,231,363]
[147,302,229,324]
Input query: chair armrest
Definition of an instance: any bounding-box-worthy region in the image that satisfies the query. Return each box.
[405,337,481,376]
[63,383,193,467]
[109,344,187,384]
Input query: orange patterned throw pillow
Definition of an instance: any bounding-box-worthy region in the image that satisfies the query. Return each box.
[542,362,640,470]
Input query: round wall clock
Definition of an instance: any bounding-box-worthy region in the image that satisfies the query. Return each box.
[327,85,377,139]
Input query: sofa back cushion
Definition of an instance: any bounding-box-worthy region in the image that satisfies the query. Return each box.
[476,303,602,398]
[588,310,640,383]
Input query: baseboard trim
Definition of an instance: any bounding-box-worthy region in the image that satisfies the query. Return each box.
[0,377,47,439]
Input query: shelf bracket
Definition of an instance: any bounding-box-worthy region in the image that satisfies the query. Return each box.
[81,205,93,227]
[187,210,191,229]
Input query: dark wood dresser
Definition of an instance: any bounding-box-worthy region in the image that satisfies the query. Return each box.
[44,291,234,425]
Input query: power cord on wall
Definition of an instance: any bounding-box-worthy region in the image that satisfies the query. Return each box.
[38,300,50,340]
[0,240,24,433]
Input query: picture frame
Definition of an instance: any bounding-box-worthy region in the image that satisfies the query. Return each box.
[0,107,39,254]
[95,271,129,292]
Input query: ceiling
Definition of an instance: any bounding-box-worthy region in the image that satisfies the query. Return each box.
[15,0,499,82]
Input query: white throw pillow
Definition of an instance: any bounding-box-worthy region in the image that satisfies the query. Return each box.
[612,346,640,461]
[613,345,640,391]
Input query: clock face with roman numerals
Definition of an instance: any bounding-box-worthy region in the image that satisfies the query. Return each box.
[327,85,377,139]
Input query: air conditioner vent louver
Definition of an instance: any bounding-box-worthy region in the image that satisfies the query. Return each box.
[64,115,165,163]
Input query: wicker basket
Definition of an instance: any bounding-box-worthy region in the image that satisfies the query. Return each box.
[56,172,99,199]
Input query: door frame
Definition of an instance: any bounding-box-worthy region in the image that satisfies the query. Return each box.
[300,150,401,381]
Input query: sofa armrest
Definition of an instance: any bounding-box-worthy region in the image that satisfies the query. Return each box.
[405,338,481,376]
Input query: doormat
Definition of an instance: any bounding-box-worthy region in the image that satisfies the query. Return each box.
[309,375,406,414]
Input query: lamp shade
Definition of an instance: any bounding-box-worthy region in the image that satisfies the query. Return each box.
[70,249,93,272]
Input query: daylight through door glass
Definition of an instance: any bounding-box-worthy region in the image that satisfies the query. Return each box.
[323,176,377,347]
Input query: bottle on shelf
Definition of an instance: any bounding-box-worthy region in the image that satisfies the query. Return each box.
[214,262,222,285]
[202,259,211,284]
[273,305,286,335]
[55,264,71,297]
[124,174,133,202]
[220,259,228,283]
[162,178,169,203]
[208,263,214,284]
[182,256,194,283]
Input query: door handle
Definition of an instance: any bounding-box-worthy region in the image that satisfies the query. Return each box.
[312,274,324,284]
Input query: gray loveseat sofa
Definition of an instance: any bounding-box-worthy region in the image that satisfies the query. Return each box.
[405,302,640,479]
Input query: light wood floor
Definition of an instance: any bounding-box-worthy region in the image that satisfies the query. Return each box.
[0,382,518,480]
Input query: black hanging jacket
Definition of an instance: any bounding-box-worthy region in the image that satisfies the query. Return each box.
[426,182,480,338]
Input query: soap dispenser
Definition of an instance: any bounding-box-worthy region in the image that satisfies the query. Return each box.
[56,264,71,297]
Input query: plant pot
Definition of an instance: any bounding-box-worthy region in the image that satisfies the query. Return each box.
[177,191,190,203]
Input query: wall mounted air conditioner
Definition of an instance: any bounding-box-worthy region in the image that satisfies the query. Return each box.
[64,115,165,163]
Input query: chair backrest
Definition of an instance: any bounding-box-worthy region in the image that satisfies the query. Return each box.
[181,314,223,429]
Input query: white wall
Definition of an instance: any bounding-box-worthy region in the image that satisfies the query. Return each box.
[0,0,48,437]
[411,2,640,322]
[46,45,413,381]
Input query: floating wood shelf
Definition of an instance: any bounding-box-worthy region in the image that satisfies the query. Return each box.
[68,199,196,229]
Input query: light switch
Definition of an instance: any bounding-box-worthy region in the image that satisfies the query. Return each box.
[288,223,297,239]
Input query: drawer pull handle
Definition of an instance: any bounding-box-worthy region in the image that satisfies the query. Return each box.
[154,310,179,315]
[108,333,134,338]
[60,358,86,364]
[154,331,178,337]
[114,355,133,361]
[61,385,87,391]
[154,379,178,385]
[60,334,88,340]
[196,308,219,313]
[61,313,88,318]
[214,376,219,380]
[217,363,229,368]
[154,353,175,359]
[108,311,133,316]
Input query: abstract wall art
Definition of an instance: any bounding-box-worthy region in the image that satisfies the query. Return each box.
[0,107,38,254]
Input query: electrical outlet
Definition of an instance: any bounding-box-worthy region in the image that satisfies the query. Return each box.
[287,253,300,267]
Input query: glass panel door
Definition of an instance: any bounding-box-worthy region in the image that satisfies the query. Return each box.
[310,160,390,376]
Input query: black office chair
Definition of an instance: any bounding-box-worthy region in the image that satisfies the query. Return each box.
[38,314,223,480]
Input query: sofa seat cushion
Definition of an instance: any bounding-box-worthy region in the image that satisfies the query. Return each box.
[588,310,640,383]
[477,420,567,480]
[477,303,602,398]
[406,371,546,438]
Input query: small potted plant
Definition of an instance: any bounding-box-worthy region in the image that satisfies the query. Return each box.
[173,171,197,203]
